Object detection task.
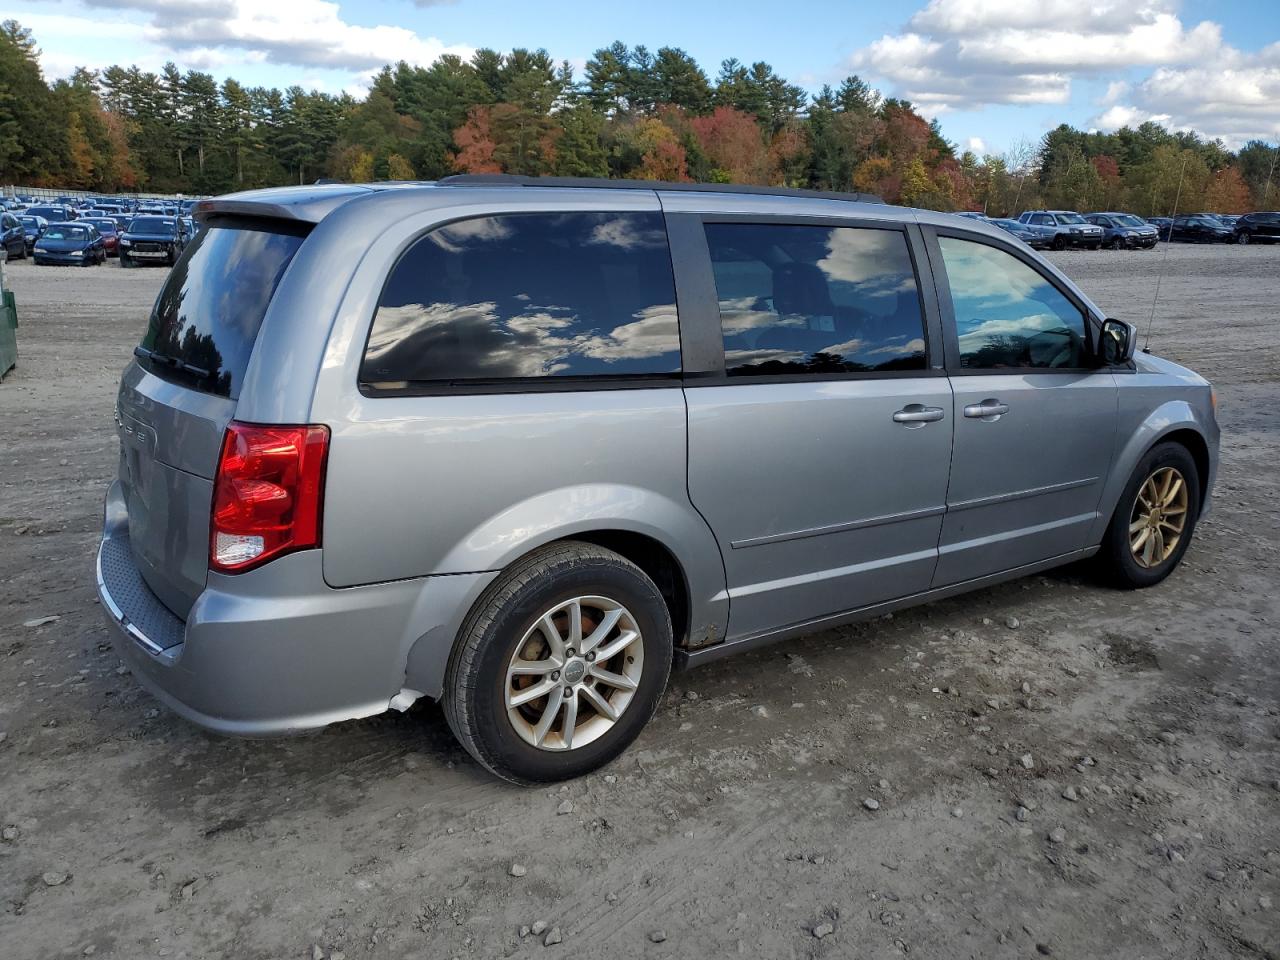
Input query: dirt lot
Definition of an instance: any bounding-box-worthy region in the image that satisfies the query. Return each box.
[1,245,1278,960]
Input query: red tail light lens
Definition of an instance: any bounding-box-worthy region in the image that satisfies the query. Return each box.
[210,421,329,573]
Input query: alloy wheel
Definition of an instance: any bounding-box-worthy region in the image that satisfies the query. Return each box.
[1129,466,1189,568]
[504,595,644,751]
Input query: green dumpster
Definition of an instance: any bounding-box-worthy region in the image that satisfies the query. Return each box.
[0,274,15,381]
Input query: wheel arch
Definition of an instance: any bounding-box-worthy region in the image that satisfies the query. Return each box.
[1089,402,1217,545]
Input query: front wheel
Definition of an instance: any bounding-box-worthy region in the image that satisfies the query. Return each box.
[1236,232,1250,245]
[1097,442,1201,589]
[443,541,673,784]
[1052,235,1067,250]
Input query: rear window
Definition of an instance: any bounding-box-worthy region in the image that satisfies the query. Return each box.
[360,211,681,392]
[136,223,306,398]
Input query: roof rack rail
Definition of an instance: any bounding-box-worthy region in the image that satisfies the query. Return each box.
[435,174,882,205]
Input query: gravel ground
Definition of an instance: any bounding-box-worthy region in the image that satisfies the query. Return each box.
[1,245,1278,960]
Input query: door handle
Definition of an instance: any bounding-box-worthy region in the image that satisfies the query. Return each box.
[963,398,1010,421]
[892,404,945,427]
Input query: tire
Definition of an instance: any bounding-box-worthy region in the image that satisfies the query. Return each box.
[443,541,673,784]
[1237,232,1249,245]
[1089,243,1102,250]
[120,256,133,268]
[1052,235,1067,250]
[1097,442,1201,589]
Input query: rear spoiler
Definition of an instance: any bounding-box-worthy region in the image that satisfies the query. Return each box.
[193,184,375,226]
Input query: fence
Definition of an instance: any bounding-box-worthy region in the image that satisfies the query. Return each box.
[4,185,194,202]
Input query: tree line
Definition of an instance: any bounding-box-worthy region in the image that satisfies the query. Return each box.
[2,21,1277,216]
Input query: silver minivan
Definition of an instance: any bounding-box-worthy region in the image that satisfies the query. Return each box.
[98,177,1219,783]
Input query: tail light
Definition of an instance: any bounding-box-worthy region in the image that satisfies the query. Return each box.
[210,421,329,573]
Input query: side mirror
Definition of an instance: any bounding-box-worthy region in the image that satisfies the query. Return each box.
[1100,318,1137,365]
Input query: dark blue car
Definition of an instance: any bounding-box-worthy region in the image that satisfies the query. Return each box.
[32,222,107,266]
[1,211,26,260]
[119,215,189,267]
[18,215,48,255]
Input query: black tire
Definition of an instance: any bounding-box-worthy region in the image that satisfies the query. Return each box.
[1097,442,1201,589]
[120,256,133,268]
[1052,234,1067,250]
[443,541,673,784]
[1236,232,1249,245]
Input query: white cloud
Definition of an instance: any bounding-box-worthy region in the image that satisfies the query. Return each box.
[75,0,474,72]
[851,0,1280,147]
[965,136,986,153]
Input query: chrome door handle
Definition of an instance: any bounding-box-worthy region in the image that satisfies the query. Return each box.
[892,404,945,427]
[963,399,1010,421]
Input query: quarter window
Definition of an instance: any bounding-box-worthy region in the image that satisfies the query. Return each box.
[361,212,680,389]
[703,223,927,376]
[938,236,1088,370]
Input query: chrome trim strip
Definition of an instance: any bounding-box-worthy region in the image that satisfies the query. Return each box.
[730,504,946,550]
[96,538,178,662]
[947,476,1098,512]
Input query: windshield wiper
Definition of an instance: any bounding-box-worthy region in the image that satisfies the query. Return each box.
[133,345,211,379]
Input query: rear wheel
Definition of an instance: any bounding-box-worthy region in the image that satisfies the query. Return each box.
[1236,232,1250,245]
[443,541,673,784]
[1097,442,1201,589]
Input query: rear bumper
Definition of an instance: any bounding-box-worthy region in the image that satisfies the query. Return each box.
[97,480,491,735]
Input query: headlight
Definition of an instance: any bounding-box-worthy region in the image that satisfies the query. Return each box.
[119,238,131,246]
[34,247,47,254]
[70,250,83,257]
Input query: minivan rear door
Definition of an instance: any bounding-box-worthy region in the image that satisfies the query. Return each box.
[116,220,307,617]
[675,212,953,642]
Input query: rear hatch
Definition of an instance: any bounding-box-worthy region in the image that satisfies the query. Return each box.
[116,219,308,617]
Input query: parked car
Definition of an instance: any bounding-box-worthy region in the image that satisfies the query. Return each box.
[1169,215,1234,243]
[97,178,1220,783]
[1083,212,1158,249]
[988,217,1052,249]
[26,204,77,223]
[81,217,121,257]
[1233,211,1280,244]
[1144,217,1173,241]
[1214,214,1240,229]
[18,215,48,255]
[32,222,107,265]
[1016,210,1104,249]
[1,212,26,260]
[119,215,188,267]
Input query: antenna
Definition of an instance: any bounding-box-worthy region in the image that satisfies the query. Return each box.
[1142,155,1188,353]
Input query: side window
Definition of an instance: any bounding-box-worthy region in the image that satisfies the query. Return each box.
[702,222,927,376]
[938,236,1088,370]
[361,212,680,389]
[1030,214,1051,225]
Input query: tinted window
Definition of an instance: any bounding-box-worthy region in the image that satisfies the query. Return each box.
[939,236,1087,370]
[1030,214,1051,225]
[138,224,306,398]
[130,217,176,234]
[703,223,927,376]
[361,212,680,389]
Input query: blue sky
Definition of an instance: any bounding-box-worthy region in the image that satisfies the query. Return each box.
[7,0,1279,152]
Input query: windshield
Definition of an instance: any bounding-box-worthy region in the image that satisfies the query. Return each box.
[1114,215,1146,227]
[44,226,89,240]
[86,220,117,232]
[129,217,176,235]
[20,217,41,227]
[1056,213,1086,224]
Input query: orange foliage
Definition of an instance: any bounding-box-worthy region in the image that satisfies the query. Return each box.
[689,106,770,184]
[1204,166,1252,214]
[452,105,501,173]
